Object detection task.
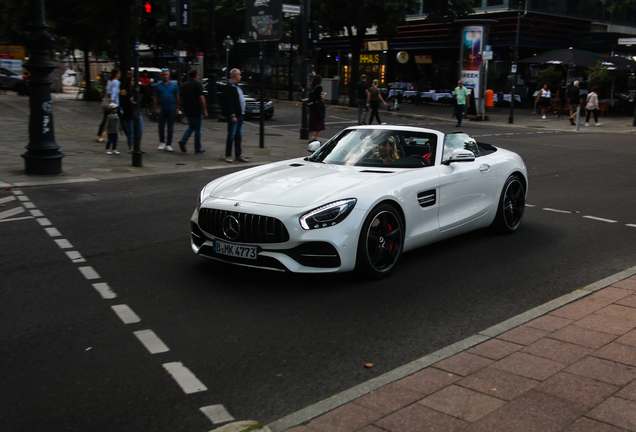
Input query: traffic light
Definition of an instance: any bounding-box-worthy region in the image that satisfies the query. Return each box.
[142,1,156,29]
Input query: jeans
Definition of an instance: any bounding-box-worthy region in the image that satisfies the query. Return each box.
[226,115,244,158]
[585,108,598,123]
[369,100,381,124]
[181,115,203,152]
[454,104,466,125]
[125,115,143,149]
[158,109,175,145]
[357,99,368,124]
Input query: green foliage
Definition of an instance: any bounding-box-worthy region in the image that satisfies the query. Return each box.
[600,0,632,12]
[587,61,611,87]
[535,65,562,89]
[83,83,103,101]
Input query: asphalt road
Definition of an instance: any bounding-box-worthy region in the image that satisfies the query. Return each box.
[2,118,636,431]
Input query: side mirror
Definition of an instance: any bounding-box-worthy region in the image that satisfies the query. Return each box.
[307,140,322,153]
[444,149,475,165]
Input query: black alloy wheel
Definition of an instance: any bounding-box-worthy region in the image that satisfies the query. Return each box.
[356,203,404,278]
[494,174,525,233]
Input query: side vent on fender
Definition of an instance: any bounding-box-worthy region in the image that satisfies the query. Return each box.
[417,190,436,208]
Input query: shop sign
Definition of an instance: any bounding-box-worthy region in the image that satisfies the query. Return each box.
[415,55,431,64]
[360,53,381,64]
[366,41,388,51]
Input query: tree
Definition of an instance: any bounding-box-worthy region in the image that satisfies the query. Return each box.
[312,0,474,105]
[535,65,562,91]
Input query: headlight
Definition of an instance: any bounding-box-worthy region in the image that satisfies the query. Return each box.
[300,199,357,230]
[197,185,211,210]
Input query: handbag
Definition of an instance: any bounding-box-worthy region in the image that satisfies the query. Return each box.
[100,91,110,109]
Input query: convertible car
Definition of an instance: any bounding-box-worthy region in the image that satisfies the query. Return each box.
[191,126,527,278]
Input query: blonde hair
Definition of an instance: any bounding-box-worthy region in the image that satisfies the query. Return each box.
[372,79,379,86]
[386,136,400,160]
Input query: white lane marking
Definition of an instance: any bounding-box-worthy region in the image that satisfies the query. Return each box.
[133,329,170,354]
[55,239,73,249]
[36,218,51,226]
[544,208,572,214]
[0,216,35,223]
[162,362,208,394]
[111,304,141,324]
[23,202,36,209]
[78,266,100,280]
[525,204,536,207]
[92,282,117,299]
[65,251,86,263]
[16,195,29,201]
[45,227,62,237]
[583,215,617,223]
[0,207,25,220]
[29,209,44,217]
[200,405,235,424]
[12,190,24,195]
[0,196,16,204]
[627,224,636,228]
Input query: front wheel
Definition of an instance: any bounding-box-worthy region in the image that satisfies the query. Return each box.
[493,174,525,233]
[356,204,404,278]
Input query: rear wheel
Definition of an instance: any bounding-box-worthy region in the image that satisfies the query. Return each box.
[493,174,525,233]
[356,204,404,278]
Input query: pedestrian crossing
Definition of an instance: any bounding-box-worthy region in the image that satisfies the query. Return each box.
[0,193,34,223]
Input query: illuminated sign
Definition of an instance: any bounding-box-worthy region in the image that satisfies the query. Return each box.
[359,53,380,64]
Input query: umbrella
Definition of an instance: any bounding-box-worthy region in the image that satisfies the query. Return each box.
[518,48,606,68]
[602,56,636,72]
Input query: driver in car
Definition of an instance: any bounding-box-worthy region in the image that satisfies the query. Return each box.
[373,136,401,164]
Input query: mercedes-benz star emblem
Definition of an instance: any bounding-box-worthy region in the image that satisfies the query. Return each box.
[222,215,241,241]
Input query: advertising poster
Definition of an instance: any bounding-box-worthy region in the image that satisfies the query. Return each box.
[245,0,282,42]
[460,26,483,99]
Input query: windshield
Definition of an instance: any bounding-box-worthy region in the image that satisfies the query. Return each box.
[308,128,438,168]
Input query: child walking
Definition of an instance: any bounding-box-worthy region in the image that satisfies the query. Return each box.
[105,103,124,155]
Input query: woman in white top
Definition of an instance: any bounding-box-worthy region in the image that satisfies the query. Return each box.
[585,86,601,127]
[536,83,552,119]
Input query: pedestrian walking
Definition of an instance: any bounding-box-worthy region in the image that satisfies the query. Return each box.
[104,103,123,155]
[368,79,387,125]
[222,68,248,163]
[96,68,121,142]
[356,75,370,125]
[568,80,581,125]
[453,80,469,127]
[120,75,143,153]
[536,83,552,119]
[308,74,326,142]
[557,79,567,119]
[178,69,208,154]
[153,69,180,152]
[585,86,601,127]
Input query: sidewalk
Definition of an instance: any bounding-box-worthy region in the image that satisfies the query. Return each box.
[1,88,635,188]
[267,268,636,432]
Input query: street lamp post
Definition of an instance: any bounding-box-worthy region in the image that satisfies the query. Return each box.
[508,2,521,124]
[299,0,309,140]
[21,0,64,175]
[205,0,221,119]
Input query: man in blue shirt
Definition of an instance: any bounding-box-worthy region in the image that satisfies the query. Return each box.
[153,70,180,151]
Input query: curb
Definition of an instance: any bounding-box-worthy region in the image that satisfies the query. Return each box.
[266,264,636,432]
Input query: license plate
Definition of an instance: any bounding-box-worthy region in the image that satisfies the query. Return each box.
[213,240,257,260]
[248,109,260,114]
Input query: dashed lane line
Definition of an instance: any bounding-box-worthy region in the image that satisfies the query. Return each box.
[111,304,142,324]
[162,362,208,394]
[5,188,234,428]
[583,215,617,223]
[133,330,170,354]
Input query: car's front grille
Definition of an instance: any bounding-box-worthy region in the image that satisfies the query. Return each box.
[198,208,290,244]
[245,101,263,110]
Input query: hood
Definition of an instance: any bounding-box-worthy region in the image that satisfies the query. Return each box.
[208,160,389,207]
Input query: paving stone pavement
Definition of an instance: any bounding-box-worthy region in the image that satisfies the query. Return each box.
[3,88,636,432]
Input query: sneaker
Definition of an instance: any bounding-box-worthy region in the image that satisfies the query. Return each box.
[235,156,249,163]
[158,142,166,150]
[112,149,120,155]
[224,157,233,163]
[105,150,112,155]
[542,115,546,119]
[585,122,590,126]
[165,145,174,152]
[178,140,186,153]
[596,123,601,127]
[195,149,206,155]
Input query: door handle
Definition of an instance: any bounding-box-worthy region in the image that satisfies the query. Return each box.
[479,164,491,172]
